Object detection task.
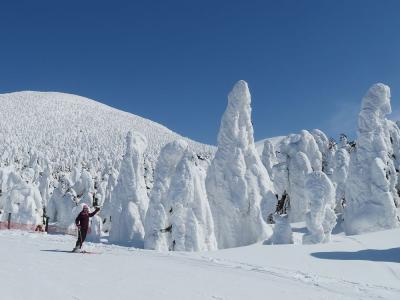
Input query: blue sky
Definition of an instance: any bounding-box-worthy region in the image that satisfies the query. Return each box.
[1,0,400,145]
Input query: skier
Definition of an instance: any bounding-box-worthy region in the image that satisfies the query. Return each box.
[72,204,100,252]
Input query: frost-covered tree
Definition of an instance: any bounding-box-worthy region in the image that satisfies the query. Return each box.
[206,80,276,249]
[303,171,336,244]
[287,152,312,222]
[38,166,52,208]
[144,139,188,250]
[326,138,338,176]
[311,129,330,173]
[387,120,400,207]
[344,83,399,235]
[339,134,351,152]
[272,161,290,214]
[261,140,277,178]
[47,177,77,230]
[269,213,293,245]
[86,214,103,243]
[1,169,43,226]
[100,166,119,232]
[109,131,149,247]
[332,148,350,212]
[164,150,217,251]
[280,131,322,172]
[73,168,94,206]
[278,131,322,222]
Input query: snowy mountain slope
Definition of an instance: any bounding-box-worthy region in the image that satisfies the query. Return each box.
[0,91,214,165]
[0,227,399,300]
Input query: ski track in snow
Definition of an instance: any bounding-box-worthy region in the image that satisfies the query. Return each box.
[1,230,399,300]
[174,253,400,300]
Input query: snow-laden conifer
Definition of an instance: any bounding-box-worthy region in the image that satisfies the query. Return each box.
[344,83,399,235]
[144,139,188,250]
[109,131,149,247]
[206,80,276,249]
[303,171,336,244]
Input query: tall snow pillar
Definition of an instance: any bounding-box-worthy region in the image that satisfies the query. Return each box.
[206,80,277,249]
[109,131,149,247]
[344,83,399,235]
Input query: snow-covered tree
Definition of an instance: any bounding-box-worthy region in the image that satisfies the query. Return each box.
[339,134,351,152]
[280,131,322,172]
[326,138,338,176]
[387,120,400,207]
[332,148,350,212]
[164,150,217,251]
[109,131,149,247]
[261,140,277,178]
[206,80,276,249]
[278,131,322,222]
[272,161,290,214]
[303,171,336,244]
[47,177,77,231]
[38,166,52,208]
[311,129,330,173]
[269,213,293,245]
[1,168,43,226]
[287,152,312,222]
[344,83,399,235]
[86,214,103,243]
[144,139,188,250]
[100,166,119,232]
[73,168,94,206]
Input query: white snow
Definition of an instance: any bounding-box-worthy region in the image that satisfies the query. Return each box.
[0,227,399,300]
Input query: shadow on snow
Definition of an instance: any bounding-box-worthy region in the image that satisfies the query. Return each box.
[311,248,400,263]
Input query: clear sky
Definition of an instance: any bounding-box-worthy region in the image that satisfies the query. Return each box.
[1,0,400,145]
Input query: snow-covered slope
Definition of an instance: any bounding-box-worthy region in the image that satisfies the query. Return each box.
[0,91,214,165]
[1,227,399,300]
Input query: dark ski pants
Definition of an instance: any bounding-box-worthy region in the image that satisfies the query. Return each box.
[75,228,88,249]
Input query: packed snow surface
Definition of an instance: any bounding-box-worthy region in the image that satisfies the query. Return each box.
[1,227,400,300]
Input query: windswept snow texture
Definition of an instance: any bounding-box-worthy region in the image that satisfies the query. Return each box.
[0,91,214,170]
[345,83,399,235]
[206,80,276,249]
